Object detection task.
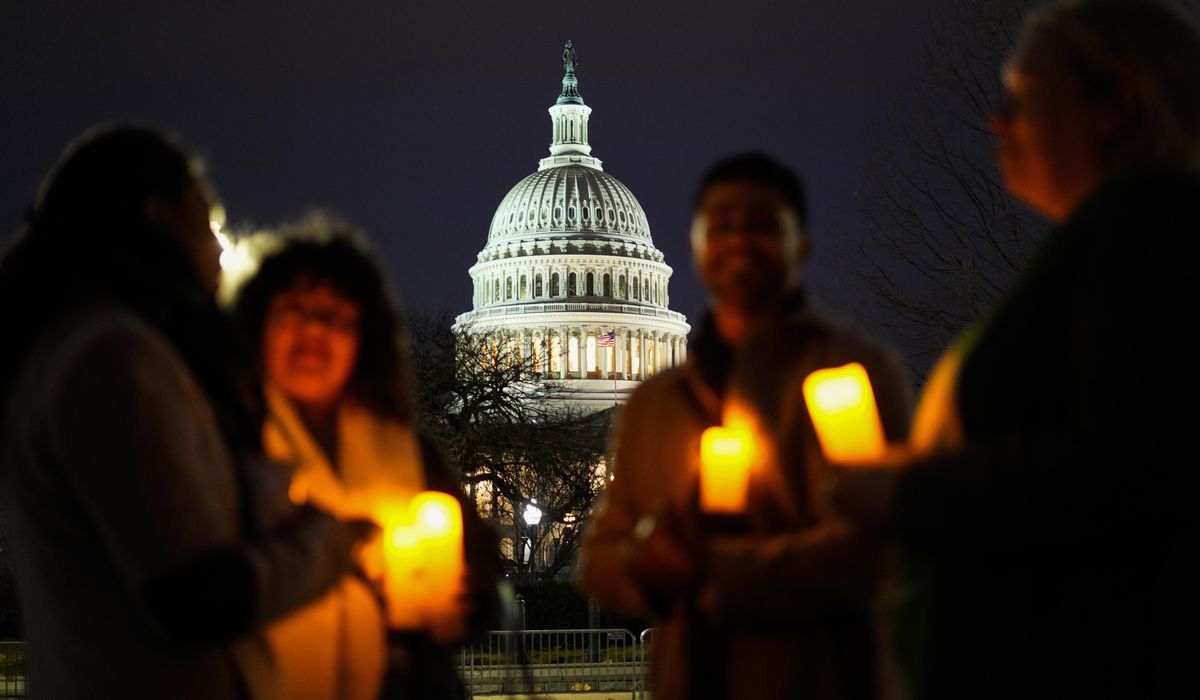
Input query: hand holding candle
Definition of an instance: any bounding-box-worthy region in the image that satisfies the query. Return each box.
[802,362,886,463]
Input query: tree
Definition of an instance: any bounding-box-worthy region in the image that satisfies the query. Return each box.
[841,0,1044,375]
[408,311,611,580]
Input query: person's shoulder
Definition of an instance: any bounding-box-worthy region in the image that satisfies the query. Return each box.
[42,303,188,399]
[624,364,692,409]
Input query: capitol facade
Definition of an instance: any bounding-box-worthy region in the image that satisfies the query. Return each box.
[454,42,690,410]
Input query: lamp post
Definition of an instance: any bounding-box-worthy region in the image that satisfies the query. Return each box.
[520,500,542,581]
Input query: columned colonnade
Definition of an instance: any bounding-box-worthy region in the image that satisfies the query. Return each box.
[483,325,687,380]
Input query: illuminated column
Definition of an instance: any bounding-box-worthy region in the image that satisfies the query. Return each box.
[559,326,568,379]
[639,329,648,381]
[615,329,625,379]
[650,330,659,376]
[575,327,586,378]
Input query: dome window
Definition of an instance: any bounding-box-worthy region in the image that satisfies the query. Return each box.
[506,277,513,300]
[568,206,576,220]
[618,274,626,298]
[528,208,536,222]
[541,208,549,221]
[603,273,612,297]
[517,210,524,222]
[568,272,577,297]
[586,272,595,296]
[618,211,626,224]
[520,274,528,299]
[554,207,562,220]
[535,273,544,297]
[581,207,589,221]
[607,209,615,222]
[551,272,560,297]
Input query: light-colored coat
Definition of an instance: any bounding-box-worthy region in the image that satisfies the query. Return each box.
[262,385,426,700]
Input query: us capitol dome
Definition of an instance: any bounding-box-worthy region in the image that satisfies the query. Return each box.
[455,42,690,410]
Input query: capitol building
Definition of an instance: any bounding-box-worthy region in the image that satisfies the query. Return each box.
[454,42,690,410]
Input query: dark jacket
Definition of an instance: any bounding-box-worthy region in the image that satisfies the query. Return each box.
[891,164,1200,699]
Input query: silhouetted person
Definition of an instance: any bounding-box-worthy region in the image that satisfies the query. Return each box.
[581,153,910,700]
[834,1,1200,697]
[0,126,370,699]
[232,216,501,700]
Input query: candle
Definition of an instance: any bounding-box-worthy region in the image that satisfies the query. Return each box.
[378,499,425,629]
[699,424,754,514]
[801,362,886,463]
[411,491,465,627]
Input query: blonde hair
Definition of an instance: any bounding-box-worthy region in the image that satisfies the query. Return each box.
[1015,0,1200,167]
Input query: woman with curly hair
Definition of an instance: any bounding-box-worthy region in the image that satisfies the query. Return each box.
[233,215,500,700]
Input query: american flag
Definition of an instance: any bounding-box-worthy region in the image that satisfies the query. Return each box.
[596,331,616,348]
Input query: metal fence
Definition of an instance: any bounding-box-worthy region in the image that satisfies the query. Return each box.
[0,629,657,699]
[460,628,648,698]
[0,642,24,700]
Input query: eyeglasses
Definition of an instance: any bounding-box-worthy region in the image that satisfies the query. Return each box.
[267,300,360,334]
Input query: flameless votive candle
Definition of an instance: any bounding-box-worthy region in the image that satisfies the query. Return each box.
[801,362,886,463]
[411,491,465,625]
[699,424,754,514]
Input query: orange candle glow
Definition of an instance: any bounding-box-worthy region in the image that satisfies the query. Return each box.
[411,491,465,626]
[802,362,886,463]
[700,425,753,514]
[378,500,425,629]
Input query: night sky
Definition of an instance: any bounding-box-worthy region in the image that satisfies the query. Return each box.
[1,0,952,326]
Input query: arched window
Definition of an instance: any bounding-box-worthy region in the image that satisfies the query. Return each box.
[632,275,640,301]
[582,206,589,222]
[643,279,649,300]
[618,274,626,298]
[602,273,612,297]
[551,272,560,297]
[493,279,500,302]
[519,275,528,299]
[506,277,513,300]
[568,272,577,296]
[535,273,544,297]
[586,272,595,296]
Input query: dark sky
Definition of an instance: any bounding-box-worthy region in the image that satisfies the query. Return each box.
[1,0,952,325]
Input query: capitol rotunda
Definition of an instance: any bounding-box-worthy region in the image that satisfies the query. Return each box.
[455,43,690,410]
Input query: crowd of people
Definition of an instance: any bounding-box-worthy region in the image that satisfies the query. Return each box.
[0,0,1196,698]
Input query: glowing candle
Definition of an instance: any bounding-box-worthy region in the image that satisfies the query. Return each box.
[411,491,465,626]
[801,362,886,463]
[699,425,753,514]
[378,500,424,630]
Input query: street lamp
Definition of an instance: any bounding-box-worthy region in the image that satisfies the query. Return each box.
[522,500,543,526]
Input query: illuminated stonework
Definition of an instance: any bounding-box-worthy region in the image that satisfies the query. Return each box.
[455,42,690,410]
